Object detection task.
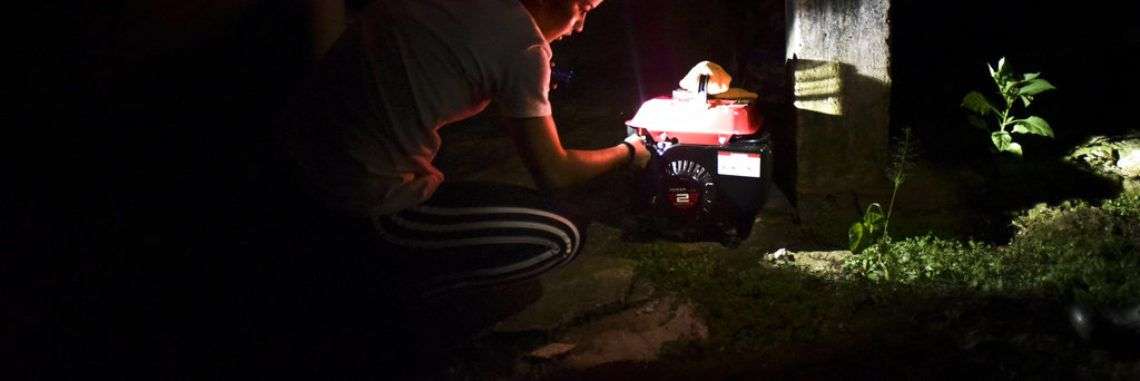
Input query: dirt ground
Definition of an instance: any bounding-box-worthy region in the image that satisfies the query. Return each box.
[421,39,1139,377]
[425,93,1131,379]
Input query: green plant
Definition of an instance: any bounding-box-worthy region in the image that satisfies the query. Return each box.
[1008,199,1140,307]
[848,204,884,254]
[843,192,1140,307]
[842,234,994,286]
[961,57,1057,156]
[849,128,918,253]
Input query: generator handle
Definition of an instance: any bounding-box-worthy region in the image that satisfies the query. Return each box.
[693,74,710,107]
[697,74,710,94]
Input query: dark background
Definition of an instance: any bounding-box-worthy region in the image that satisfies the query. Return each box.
[889,0,1140,162]
[9,0,1140,376]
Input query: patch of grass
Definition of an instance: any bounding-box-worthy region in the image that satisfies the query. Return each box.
[629,243,868,352]
[843,235,995,289]
[619,192,1140,379]
[1007,192,1140,307]
[843,191,1140,308]
[626,241,1098,379]
[612,192,1140,379]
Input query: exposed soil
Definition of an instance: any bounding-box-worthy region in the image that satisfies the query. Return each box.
[424,92,1140,380]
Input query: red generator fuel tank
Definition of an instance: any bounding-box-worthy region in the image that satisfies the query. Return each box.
[626,90,773,247]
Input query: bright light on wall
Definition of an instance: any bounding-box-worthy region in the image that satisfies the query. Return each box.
[793,61,843,116]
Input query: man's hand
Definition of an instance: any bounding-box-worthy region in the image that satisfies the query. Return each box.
[624,134,651,170]
[507,115,650,190]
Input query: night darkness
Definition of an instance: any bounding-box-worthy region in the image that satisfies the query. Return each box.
[10,0,1140,377]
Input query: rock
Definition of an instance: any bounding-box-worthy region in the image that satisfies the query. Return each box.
[559,297,708,369]
[495,254,638,332]
[526,343,577,360]
[1117,148,1140,177]
[626,277,656,306]
[763,248,795,263]
[1069,301,1140,351]
[790,250,851,274]
[1067,134,1140,179]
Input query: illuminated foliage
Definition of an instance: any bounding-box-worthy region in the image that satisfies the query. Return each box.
[849,128,918,253]
[843,192,1140,308]
[961,57,1056,156]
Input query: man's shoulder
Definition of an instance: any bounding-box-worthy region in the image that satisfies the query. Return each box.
[466,0,547,51]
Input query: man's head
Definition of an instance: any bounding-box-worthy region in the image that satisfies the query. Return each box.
[522,0,604,43]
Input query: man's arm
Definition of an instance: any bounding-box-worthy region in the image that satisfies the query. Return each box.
[504,115,649,191]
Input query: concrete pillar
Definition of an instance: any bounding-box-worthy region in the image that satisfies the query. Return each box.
[785,0,892,241]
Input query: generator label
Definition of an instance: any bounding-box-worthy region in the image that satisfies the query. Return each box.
[717,151,761,178]
[667,187,699,209]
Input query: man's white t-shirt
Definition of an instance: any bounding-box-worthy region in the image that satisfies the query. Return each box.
[277,0,553,217]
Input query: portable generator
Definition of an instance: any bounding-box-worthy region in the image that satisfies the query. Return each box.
[627,75,773,247]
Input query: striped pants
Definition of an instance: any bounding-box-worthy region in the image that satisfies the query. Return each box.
[372,183,584,298]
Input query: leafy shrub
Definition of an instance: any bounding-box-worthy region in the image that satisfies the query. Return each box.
[961,57,1056,156]
[1101,190,1140,219]
[843,234,995,289]
[849,128,918,253]
[1007,197,1140,307]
